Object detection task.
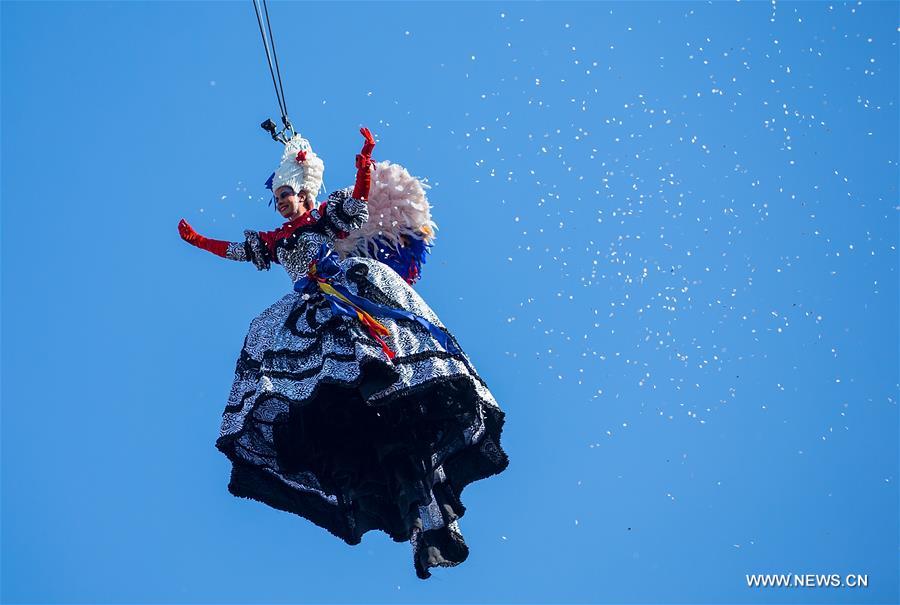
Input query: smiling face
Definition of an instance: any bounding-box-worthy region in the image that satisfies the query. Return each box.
[274,186,313,221]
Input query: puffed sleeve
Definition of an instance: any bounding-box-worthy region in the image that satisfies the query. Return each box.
[320,187,369,235]
[224,229,273,271]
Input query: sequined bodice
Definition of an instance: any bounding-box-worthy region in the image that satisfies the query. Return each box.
[223,188,369,282]
[275,230,332,282]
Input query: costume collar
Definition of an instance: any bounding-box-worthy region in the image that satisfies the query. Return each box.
[269,202,327,239]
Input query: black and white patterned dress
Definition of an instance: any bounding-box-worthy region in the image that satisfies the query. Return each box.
[213,188,509,579]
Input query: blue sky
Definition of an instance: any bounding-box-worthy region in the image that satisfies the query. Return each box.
[2,1,897,604]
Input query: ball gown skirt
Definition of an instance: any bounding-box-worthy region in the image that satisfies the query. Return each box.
[214,256,510,579]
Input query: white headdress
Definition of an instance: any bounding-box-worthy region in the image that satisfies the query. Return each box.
[271,133,325,198]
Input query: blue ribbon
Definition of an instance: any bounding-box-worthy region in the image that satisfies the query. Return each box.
[293,244,461,356]
[264,172,276,207]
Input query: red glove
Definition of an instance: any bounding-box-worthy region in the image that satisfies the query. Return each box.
[178,218,228,258]
[352,127,376,200]
[358,126,376,157]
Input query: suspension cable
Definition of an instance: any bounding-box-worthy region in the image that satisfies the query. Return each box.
[262,0,291,131]
[251,0,291,134]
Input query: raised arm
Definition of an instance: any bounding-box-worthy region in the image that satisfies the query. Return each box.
[317,128,376,238]
[352,127,376,200]
[178,218,272,271]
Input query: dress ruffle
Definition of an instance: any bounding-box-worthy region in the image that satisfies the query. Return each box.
[215,257,509,579]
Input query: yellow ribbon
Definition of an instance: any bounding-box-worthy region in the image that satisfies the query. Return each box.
[317,281,391,336]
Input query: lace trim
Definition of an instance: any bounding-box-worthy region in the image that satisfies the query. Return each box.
[224,388,256,414]
[263,352,364,381]
[243,230,272,271]
[225,241,248,262]
[323,188,368,234]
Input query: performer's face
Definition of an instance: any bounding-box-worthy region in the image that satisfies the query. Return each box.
[275,187,311,220]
